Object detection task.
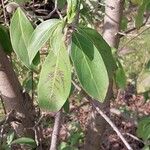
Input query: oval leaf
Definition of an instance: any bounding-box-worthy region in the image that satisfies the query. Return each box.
[78,27,117,77]
[28,19,62,64]
[11,137,36,148]
[38,42,71,112]
[71,31,109,101]
[10,8,33,68]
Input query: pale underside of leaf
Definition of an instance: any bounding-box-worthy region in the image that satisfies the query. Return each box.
[28,19,62,64]
[10,8,34,68]
[38,44,71,112]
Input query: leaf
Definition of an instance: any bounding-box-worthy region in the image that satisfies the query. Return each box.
[28,19,62,64]
[78,27,117,77]
[23,76,33,93]
[0,25,13,54]
[142,146,150,150]
[63,99,70,113]
[63,84,74,113]
[146,60,150,71]
[71,31,109,101]
[38,42,71,112]
[135,0,149,28]
[50,23,64,55]
[7,132,15,145]
[115,60,126,89]
[137,70,150,93]
[67,0,79,23]
[10,8,33,68]
[11,137,36,148]
[137,116,150,141]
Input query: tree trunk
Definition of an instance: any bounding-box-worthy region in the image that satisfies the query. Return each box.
[0,44,35,138]
[84,0,124,149]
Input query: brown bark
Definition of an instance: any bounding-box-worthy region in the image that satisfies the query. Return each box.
[0,44,35,138]
[84,1,124,150]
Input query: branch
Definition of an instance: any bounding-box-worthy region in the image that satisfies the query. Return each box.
[119,13,150,38]
[72,81,133,150]
[43,0,63,20]
[1,0,7,25]
[49,110,62,150]
[90,99,133,150]
[120,25,150,50]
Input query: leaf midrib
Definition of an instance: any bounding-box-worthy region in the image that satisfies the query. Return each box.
[49,51,60,101]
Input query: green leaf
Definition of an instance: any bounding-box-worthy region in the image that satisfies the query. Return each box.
[63,99,70,113]
[78,27,117,77]
[63,84,74,113]
[50,23,64,55]
[71,31,109,102]
[146,60,150,71]
[38,42,71,112]
[115,60,126,89]
[142,146,150,150]
[7,132,15,145]
[137,116,150,141]
[137,70,150,93]
[0,25,13,54]
[67,0,79,23]
[28,19,62,64]
[11,137,36,148]
[135,0,149,28]
[10,8,33,68]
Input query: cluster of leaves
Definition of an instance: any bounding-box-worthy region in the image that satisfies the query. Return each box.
[7,0,117,113]
[0,0,150,149]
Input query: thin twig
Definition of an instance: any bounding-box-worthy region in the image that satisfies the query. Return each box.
[43,0,63,19]
[72,80,133,150]
[124,132,144,143]
[90,99,133,150]
[120,26,150,50]
[49,110,62,150]
[119,11,150,38]
[31,71,34,101]
[0,93,7,114]
[1,0,7,25]
[34,114,44,146]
